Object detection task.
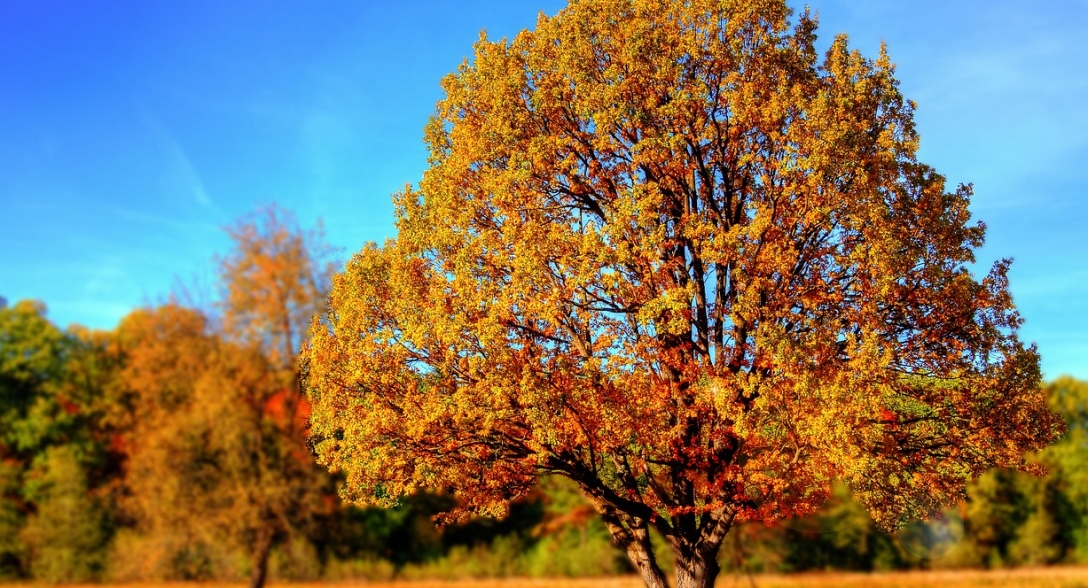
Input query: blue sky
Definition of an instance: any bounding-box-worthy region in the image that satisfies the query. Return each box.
[1,1,1085,380]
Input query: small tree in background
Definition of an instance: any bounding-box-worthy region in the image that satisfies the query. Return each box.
[216,205,336,588]
[115,304,245,580]
[0,300,69,579]
[0,301,118,581]
[218,204,335,377]
[303,1,1063,587]
[1041,377,1088,560]
[20,445,109,583]
[117,207,335,588]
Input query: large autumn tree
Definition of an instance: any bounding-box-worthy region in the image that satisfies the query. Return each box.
[303,1,1063,587]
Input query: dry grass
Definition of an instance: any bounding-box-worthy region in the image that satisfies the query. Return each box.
[348,568,1088,588]
[721,567,1088,588]
[14,568,1088,588]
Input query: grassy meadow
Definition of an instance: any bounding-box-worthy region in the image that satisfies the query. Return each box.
[9,569,1088,588]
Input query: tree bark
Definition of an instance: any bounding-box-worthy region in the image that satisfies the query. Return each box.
[577,472,736,588]
[587,494,669,588]
[249,528,273,588]
[674,550,721,588]
[621,525,670,588]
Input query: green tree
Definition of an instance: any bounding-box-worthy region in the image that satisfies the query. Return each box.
[1005,475,1064,566]
[777,483,903,571]
[0,301,68,458]
[0,301,118,580]
[20,445,108,583]
[938,469,1019,568]
[1038,377,1088,562]
[523,476,628,576]
[0,300,66,578]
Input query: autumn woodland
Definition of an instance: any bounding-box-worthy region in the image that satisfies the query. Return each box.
[2,0,1085,587]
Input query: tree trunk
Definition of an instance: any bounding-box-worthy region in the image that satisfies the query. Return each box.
[621,527,670,588]
[249,528,273,588]
[674,550,721,588]
[580,480,734,588]
[589,495,669,588]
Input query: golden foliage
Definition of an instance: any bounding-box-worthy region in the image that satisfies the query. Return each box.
[219,205,335,374]
[303,1,1062,586]
[116,207,335,586]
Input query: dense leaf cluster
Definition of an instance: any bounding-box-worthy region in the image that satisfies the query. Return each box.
[304,1,1061,587]
[0,208,1082,582]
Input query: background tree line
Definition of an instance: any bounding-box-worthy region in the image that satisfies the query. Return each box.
[0,206,1084,584]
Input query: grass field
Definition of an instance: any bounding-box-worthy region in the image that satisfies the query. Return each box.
[305,568,1088,588]
[23,568,1088,588]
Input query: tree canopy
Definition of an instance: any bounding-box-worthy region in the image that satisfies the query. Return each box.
[119,207,335,588]
[218,204,335,375]
[302,1,1063,587]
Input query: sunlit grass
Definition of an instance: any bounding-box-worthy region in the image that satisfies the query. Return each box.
[357,567,1088,588]
[12,567,1088,588]
[723,567,1088,588]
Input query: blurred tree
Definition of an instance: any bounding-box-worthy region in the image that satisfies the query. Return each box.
[0,460,22,579]
[0,302,119,580]
[117,304,331,584]
[778,482,903,571]
[216,206,336,588]
[1005,475,1064,566]
[61,324,130,509]
[524,476,628,577]
[0,301,68,458]
[20,445,108,582]
[1038,377,1088,562]
[217,204,334,376]
[117,207,335,588]
[303,1,1062,587]
[0,300,66,577]
[953,469,1023,567]
[114,305,237,579]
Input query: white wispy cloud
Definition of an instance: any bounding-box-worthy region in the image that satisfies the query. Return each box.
[137,105,219,212]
